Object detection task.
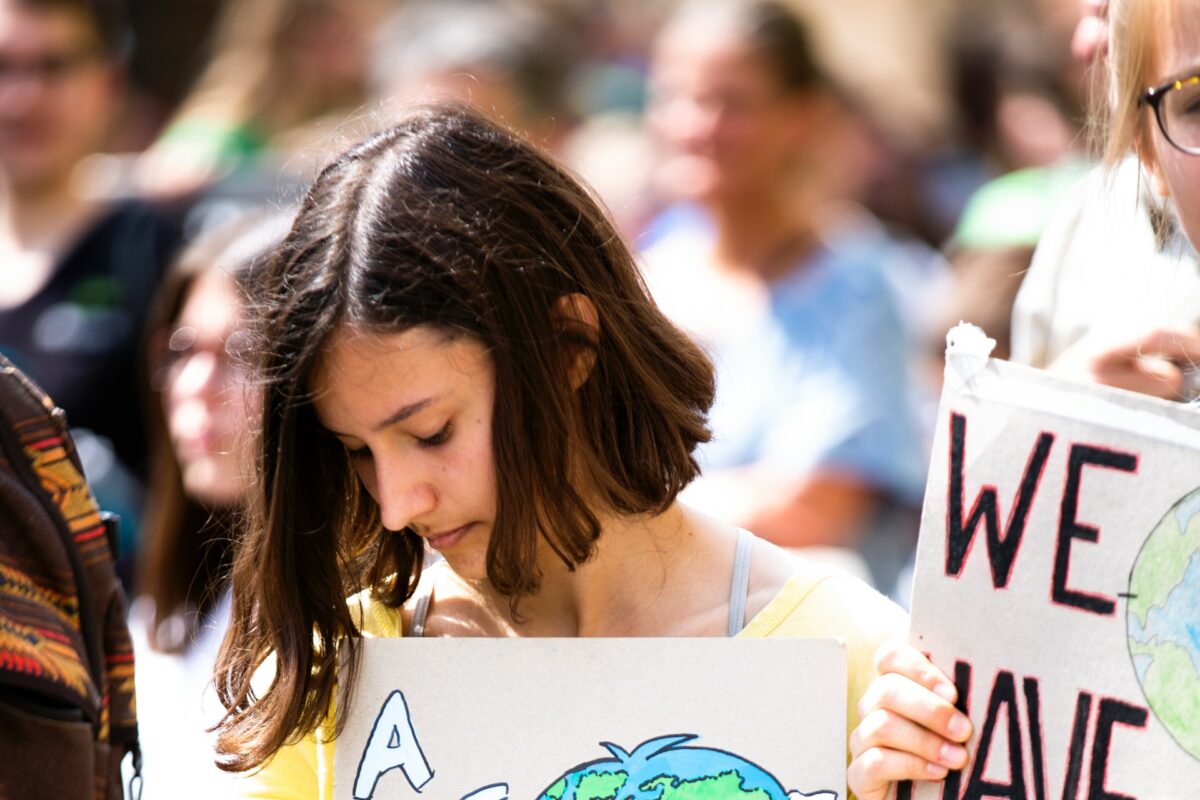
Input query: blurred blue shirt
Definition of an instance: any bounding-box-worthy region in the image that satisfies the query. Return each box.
[641,206,927,505]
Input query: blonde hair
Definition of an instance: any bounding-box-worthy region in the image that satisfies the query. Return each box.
[1101,0,1159,164]
[169,0,374,142]
[1099,0,1147,163]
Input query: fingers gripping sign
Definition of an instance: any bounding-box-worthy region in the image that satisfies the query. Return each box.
[1052,326,1200,401]
[847,642,973,800]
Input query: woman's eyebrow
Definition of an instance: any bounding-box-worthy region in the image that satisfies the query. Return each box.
[323,395,445,439]
[371,396,441,432]
[1162,63,1200,87]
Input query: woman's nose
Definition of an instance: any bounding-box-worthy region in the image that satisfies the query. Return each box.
[373,456,437,533]
[664,95,720,148]
[171,351,222,399]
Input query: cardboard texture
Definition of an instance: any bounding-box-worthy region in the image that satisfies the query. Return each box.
[334,637,847,800]
[904,328,1200,799]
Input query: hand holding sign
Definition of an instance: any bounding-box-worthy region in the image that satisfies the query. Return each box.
[900,325,1200,799]
[1048,326,1200,402]
[847,641,972,799]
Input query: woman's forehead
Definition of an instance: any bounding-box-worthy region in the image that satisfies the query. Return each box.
[1157,0,1200,80]
[308,326,490,429]
[176,269,241,336]
[313,326,453,385]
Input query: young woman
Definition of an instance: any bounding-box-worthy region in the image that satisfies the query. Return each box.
[850,0,1200,796]
[211,103,911,797]
[1011,0,1200,401]
[130,211,286,797]
[1119,0,1199,251]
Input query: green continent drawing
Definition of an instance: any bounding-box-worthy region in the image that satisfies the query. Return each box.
[640,770,771,799]
[1127,486,1200,760]
[535,734,836,800]
[541,768,772,800]
[543,770,628,800]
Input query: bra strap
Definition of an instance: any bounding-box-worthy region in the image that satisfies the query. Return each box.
[409,573,435,638]
[727,528,754,637]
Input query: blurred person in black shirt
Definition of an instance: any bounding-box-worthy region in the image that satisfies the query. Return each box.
[0,0,182,582]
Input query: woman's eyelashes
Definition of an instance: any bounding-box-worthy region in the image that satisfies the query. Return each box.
[416,421,453,449]
[342,421,452,459]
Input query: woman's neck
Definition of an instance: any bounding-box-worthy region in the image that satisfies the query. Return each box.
[445,503,726,637]
[707,191,817,282]
[0,180,104,310]
[0,177,98,252]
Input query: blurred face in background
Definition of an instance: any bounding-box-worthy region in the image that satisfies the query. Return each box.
[648,23,810,207]
[162,269,257,508]
[0,0,117,192]
[1143,1,1200,250]
[281,0,379,111]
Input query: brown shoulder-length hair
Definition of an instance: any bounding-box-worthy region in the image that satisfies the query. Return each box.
[214,102,717,771]
[138,210,287,653]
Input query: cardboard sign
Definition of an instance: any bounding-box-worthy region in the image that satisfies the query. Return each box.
[903,326,1200,799]
[334,637,847,800]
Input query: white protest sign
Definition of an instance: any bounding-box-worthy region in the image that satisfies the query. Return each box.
[903,325,1200,800]
[334,637,847,800]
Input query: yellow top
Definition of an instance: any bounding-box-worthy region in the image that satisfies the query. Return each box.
[234,563,907,799]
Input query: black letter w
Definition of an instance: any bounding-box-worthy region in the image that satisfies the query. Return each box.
[946,413,1054,587]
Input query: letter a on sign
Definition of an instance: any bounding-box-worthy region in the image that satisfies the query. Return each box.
[353,690,434,799]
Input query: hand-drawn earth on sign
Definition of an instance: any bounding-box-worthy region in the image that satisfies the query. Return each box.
[1128,485,1200,760]
[534,735,837,800]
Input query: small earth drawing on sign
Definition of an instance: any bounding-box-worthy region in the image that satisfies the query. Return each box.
[535,734,837,800]
[1127,485,1200,761]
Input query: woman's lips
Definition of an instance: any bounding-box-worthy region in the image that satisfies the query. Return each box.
[425,523,474,551]
[174,430,227,460]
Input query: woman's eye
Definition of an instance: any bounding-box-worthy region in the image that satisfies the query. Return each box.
[346,445,372,462]
[417,422,453,449]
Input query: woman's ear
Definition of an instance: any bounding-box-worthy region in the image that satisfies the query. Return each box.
[553,293,600,390]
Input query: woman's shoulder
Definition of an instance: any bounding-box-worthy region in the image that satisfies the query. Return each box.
[742,535,907,645]
[740,534,909,737]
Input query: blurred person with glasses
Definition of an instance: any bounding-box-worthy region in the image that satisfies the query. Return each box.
[1125,0,1200,288]
[0,0,182,583]
[1011,0,1200,403]
[127,210,288,799]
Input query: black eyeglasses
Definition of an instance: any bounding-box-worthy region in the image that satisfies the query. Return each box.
[1142,74,1200,155]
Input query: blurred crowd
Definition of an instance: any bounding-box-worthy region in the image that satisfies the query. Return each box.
[0,0,1108,580]
[0,0,1185,792]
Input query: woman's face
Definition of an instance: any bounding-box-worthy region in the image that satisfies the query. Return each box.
[162,269,256,507]
[1144,4,1200,249]
[311,326,498,581]
[647,25,809,205]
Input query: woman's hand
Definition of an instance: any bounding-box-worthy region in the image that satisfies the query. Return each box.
[1050,327,1200,401]
[847,641,973,800]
